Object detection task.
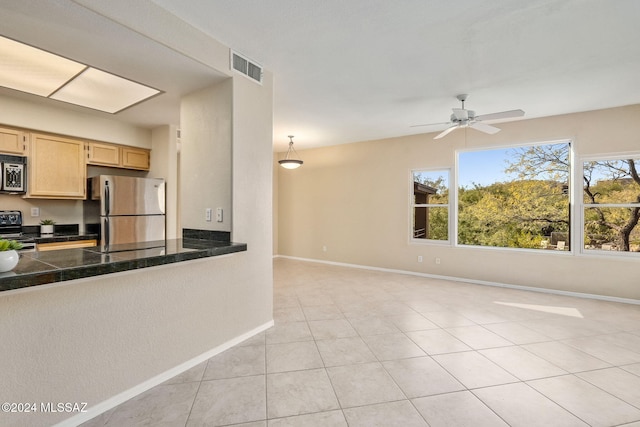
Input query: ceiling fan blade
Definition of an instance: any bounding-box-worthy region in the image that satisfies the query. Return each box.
[475,109,524,121]
[469,121,501,135]
[452,108,468,121]
[434,124,459,140]
[410,121,451,128]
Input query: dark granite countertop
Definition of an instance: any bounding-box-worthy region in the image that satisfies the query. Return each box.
[26,232,99,244]
[20,224,98,244]
[0,238,247,292]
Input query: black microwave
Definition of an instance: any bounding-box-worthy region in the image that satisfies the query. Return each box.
[0,155,27,194]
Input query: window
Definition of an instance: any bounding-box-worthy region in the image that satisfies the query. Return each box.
[457,141,571,250]
[582,156,640,254]
[411,169,449,241]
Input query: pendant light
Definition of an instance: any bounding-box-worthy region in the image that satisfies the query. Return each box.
[278,135,303,169]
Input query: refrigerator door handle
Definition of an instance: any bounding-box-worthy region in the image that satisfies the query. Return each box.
[104,181,110,216]
[104,217,110,247]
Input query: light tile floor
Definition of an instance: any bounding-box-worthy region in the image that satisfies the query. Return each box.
[82,258,640,426]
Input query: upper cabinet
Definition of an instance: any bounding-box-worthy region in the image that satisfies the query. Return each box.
[121,146,150,170]
[28,133,86,199]
[87,141,120,167]
[86,141,150,170]
[1,123,152,199]
[0,126,28,155]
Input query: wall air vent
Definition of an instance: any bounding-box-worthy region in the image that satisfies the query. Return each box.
[231,51,263,84]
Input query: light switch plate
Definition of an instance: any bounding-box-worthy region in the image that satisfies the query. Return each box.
[216,208,223,222]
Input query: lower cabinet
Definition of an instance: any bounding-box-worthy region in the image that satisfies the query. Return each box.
[36,240,98,251]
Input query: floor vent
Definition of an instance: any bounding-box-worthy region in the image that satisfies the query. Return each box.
[231,51,263,84]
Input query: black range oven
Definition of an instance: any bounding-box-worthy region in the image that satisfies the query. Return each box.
[0,210,35,252]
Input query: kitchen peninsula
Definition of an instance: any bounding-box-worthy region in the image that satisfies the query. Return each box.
[0,233,247,292]
[0,6,273,425]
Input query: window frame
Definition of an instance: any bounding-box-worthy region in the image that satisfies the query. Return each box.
[454,139,574,254]
[579,152,640,258]
[409,168,452,245]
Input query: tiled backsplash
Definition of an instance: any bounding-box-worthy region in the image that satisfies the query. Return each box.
[182,228,231,242]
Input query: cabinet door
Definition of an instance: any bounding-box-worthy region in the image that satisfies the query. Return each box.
[121,146,150,170]
[87,142,120,166]
[0,127,27,155]
[28,133,86,199]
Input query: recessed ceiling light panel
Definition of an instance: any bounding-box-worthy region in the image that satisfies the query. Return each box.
[0,35,161,114]
[0,36,86,97]
[51,67,160,114]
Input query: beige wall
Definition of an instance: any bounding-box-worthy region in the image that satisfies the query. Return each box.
[149,125,180,239]
[277,104,640,301]
[0,254,271,427]
[273,156,280,255]
[0,197,82,227]
[180,81,233,232]
[0,95,151,148]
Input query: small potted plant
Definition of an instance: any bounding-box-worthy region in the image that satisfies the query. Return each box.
[0,239,23,272]
[40,219,56,235]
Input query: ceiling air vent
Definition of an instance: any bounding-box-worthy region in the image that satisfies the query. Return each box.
[231,51,263,84]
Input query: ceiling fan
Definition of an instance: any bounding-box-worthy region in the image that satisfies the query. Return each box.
[412,94,525,139]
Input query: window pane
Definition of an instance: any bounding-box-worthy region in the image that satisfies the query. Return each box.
[584,207,640,252]
[583,158,640,204]
[413,206,448,240]
[413,171,448,204]
[458,142,570,250]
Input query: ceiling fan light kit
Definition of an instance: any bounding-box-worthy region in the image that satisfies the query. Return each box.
[413,94,525,140]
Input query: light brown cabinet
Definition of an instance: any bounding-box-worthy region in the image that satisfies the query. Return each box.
[0,126,27,155]
[121,146,150,170]
[86,141,120,166]
[27,133,86,199]
[37,239,97,251]
[2,123,152,199]
[86,141,150,171]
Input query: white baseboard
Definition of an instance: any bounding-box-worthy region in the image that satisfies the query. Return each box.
[276,255,640,306]
[56,320,274,427]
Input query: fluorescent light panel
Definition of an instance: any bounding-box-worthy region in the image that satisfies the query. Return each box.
[0,35,160,113]
[0,36,85,96]
[51,68,160,114]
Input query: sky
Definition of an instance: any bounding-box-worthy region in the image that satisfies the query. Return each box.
[413,148,517,190]
[458,148,517,188]
[416,143,573,190]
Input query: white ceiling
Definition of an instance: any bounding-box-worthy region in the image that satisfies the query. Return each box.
[1,1,640,152]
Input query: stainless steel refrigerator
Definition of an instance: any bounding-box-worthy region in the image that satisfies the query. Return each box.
[84,175,165,250]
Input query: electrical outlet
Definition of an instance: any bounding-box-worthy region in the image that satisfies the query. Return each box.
[205,208,212,222]
[435,257,441,265]
[216,207,223,222]
[322,245,327,252]
[417,256,423,262]
[31,207,40,217]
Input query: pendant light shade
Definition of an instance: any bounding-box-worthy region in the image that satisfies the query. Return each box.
[279,135,303,169]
